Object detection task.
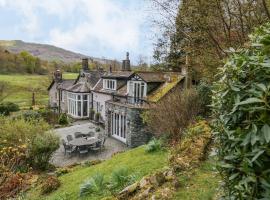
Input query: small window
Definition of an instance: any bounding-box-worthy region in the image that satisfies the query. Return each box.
[103,79,116,90]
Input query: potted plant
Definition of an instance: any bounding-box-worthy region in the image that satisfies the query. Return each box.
[90,109,95,120]
[95,112,101,122]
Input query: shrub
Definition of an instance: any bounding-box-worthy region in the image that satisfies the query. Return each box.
[21,110,41,121]
[41,176,61,194]
[79,173,106,197]
[196,80,212,116]
[95,112,101,122]
[95,127,101,132]
[144,89,201,141]
[211,23,270,199]
[58,113,68,125]
[0,117,59,171]
[27,131,59,170]
[110,167,131,190]
[0,173,28,199]
[0,102,19,116]
[145,138,162,153]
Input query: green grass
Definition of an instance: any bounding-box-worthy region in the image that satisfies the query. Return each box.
[173,159,220,200]
[26,146,168,200]
[0,73,77,107]
[62,73,78,80]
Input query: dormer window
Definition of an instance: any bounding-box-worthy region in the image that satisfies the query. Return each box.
[127,81,147,103]
[103,79,116,90]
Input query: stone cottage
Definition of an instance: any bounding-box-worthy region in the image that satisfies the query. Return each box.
[48,53,187,147]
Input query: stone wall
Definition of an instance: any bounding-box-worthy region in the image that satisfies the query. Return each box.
[105,101,152,148]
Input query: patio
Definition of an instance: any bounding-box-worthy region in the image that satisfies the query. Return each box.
[50,121,128,167]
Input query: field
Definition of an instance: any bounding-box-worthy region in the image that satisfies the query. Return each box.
[0,73,78,108]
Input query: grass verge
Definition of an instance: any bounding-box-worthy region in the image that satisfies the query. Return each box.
[26,146,168,200]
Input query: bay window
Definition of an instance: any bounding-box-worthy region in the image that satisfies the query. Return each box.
[67,92,89,118]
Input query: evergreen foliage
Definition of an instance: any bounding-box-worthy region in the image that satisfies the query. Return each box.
[212,23,270,199]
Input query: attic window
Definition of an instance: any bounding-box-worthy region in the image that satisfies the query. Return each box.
[103,79,116,90]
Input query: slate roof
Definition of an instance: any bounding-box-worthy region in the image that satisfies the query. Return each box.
[84,70,105,88]
[47,79,75,91]
[65,82,91,93]
[102,71,133,79]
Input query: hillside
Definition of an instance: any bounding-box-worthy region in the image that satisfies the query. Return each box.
[0,40,116,64]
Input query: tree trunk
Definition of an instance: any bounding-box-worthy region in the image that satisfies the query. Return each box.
[32,92,35,106]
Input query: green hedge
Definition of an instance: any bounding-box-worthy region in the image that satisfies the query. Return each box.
[212,23,270,199]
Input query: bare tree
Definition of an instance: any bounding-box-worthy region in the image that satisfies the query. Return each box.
[145,89,201,140]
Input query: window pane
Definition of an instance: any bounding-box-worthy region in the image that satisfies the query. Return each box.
[83,100,88,116]
[77,101,81,116]
[83,95,88,100]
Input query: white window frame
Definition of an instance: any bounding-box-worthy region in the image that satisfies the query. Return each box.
[103,79,117,90]
[127,81,147,98]
[67,92,90,118]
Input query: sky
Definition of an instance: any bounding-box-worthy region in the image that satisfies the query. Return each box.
[0,0,155,63]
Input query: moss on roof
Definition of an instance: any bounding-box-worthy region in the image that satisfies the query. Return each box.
[147,75,184,103]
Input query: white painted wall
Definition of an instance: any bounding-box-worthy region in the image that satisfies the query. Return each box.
[92,92,112,121]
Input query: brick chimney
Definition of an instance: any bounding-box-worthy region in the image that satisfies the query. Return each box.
[82,58,89,71]
[121,52,131,71]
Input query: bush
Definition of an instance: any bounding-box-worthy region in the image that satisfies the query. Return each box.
[110,167,132,190]
[41,176,61,194]
[27,131,59,170]
[58,113,68,125]
[95,112,101,122]
[196,80,212,116]
[21,110,41,121]
[0,102,19,116]
[144,89,201,141]
[79,173,106,197]
[0,117,59,171]
[212,23,270,199]
[145,138,162,153]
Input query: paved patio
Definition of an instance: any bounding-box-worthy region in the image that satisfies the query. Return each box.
[50,121,128,167]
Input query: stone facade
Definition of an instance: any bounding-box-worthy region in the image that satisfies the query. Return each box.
[105,101,152,147]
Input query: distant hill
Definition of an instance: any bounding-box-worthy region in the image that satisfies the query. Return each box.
[0,40,116,64]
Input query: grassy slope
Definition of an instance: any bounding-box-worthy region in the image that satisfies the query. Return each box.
[173,159,220,200]
[27,146,168,200]
[0,73,77,107]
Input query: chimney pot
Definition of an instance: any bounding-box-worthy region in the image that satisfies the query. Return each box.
[82,58,89,71]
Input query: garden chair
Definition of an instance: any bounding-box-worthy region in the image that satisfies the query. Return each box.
[90,137,106,153]
[66,135,73,143]
[85,131,95,138]
[62,139,74,155]
[74,132,84,138]
[78,145,88,156]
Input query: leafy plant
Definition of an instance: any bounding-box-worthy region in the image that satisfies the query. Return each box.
[79,173,106,197]
[110,167,132,190]
[145,138,162,153]
[58,113,68,125]
[27,131,59,170]
[211,23,270,199]
[41,176,61,194]
[0,102,19,116]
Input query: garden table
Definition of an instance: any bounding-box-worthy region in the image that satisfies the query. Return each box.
[69,137,99,147]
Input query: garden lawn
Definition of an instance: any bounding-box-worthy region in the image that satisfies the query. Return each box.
[26,146,168,200]
[0,73,77,107]
[173,159,220,200]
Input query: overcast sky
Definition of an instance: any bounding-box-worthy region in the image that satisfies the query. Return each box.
[0,0,154,63]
